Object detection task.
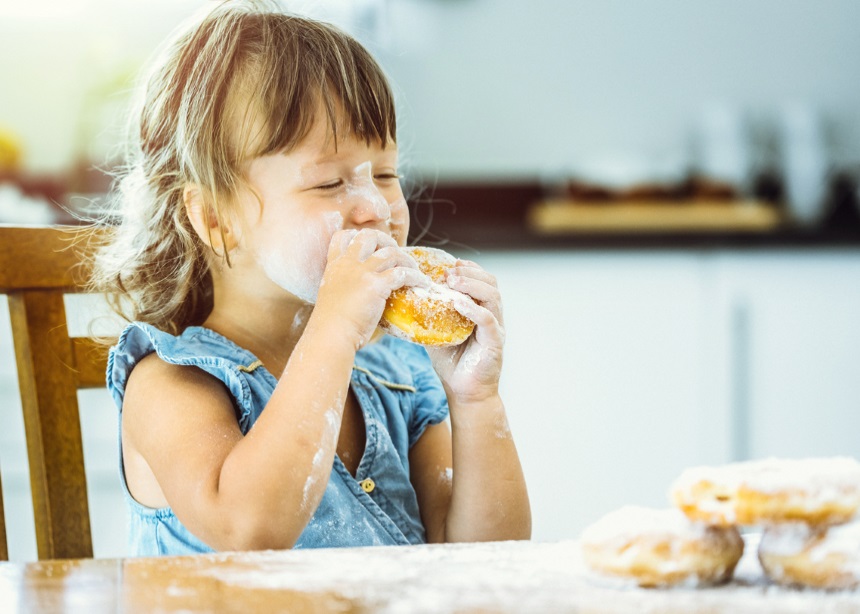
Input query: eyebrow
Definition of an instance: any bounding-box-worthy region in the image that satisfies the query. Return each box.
[301,137,399,167]
[297,158,338,178]
[311,150,341,165]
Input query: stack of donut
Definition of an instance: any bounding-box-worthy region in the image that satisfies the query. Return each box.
[673,457,860,590]
[581,456,860,589]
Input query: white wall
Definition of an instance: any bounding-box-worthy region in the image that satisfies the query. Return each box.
[379,0,860,178]
[1,0,859,178]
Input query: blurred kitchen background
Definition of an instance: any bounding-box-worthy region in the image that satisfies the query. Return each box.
[2,0,860,561]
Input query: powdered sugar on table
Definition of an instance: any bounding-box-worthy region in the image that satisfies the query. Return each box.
[196,535,860,613]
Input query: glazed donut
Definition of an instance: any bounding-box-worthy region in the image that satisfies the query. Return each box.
[380,246,475,347]
[759,520,860,590]
[580,506,744,588]
[670,457,860,527]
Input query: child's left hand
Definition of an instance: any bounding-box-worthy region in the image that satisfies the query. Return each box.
[425,259,505,404]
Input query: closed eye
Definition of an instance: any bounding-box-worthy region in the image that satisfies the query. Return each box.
[315,180,343,191]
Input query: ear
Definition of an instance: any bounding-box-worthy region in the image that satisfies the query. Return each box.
[183,184,239,254]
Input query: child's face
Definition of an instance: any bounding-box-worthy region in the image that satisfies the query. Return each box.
[232,115,408,304]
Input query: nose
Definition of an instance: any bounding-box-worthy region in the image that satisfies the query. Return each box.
[346,181,392,227]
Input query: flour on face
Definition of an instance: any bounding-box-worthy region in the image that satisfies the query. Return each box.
[256,211,344,303]
[340,161,392,224]
[253,158,399,302]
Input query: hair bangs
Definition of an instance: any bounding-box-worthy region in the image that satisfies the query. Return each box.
[236,14,396,160]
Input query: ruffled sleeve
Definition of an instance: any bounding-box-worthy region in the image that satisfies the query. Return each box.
[107,322,262,433]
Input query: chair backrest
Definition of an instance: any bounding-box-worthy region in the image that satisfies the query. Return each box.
[0,224,109,560]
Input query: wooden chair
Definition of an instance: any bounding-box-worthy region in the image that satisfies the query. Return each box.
[0,224,109,560]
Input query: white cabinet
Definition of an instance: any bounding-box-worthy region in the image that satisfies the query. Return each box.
[472,251,715,542]
[467,249,860,542]
[714,252,860,460]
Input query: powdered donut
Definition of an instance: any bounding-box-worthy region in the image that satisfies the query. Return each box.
[380,246,475,347]
[759,520,860,590]
[580,506,744,588]
[670,457,860,527]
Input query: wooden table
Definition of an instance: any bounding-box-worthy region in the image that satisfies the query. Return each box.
[2,538,859,613]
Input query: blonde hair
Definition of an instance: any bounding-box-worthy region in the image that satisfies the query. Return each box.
[90,0,397,335]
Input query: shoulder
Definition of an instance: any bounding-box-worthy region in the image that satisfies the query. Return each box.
[110,323,258,371]
[126,351,228,397]
[117,326,238,417]
[122,353,233,416]
[122,351,236,432]
[108,323,265,429]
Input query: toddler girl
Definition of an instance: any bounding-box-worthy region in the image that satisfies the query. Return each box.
[94,0,530,555]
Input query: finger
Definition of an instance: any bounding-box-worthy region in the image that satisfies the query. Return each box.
[328,229,359,259]
[360,228,399,250]
[348,228,401,261]
[445,273,499,305]
[370,246,423,273]
[446,270,503,324]
[383,267,431,292]
[447,265,496,288]
[345,228,383,261]
[373,231,399,250]
[452,295,505,348]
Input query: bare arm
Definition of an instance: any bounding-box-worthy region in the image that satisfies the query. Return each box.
[410,397,531,543]
[123,229,427,551]
[124,313,358,551]
[411,259,531,543]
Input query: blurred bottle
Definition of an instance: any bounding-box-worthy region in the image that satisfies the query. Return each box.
[778,103,831,227]
[691,103,752,196]
[0,125,23,172]
[566,151,687,200]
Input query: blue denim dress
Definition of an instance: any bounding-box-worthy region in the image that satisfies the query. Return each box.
[107,323,449,556]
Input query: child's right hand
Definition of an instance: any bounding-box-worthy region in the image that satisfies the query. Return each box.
[314,229,428,347]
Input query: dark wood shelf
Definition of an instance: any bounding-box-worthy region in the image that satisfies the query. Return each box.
[6,171,859,251]
[407,181,860,251]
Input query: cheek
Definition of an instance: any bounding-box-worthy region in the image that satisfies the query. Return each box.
[256,211,345,303]
[321,210,346,236]
[389,198,410,246]
[299,212,346,293]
